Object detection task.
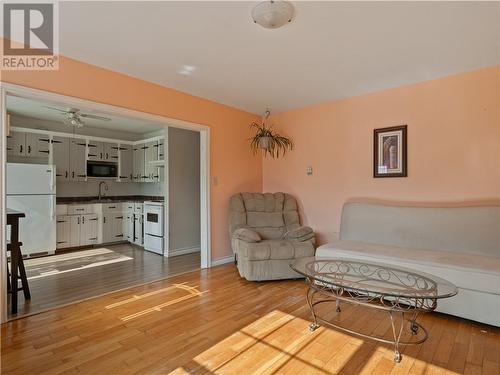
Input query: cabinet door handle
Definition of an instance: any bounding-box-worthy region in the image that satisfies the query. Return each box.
[89,237,98,241]
[65,171,68,178]
[88,153,97,157]
[56,173,62,177]
[77,217,80,224]
[72,171,75,179]
[106,153,109,159]
[103,216,106,224]
[57,241,67,244]
[89,218,98,221]
[51,139,62,144]
[115,234,123,238]
[100,152,103,159]
[57,220,66,223]
[82,216,85,224]
[28,145,31,154]
[88,144,97,148]
[39,150,49,154]
[39,138,50,143]
[77,174,86,178]
[20,145,23,153]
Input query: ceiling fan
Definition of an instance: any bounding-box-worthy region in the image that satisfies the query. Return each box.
[44,106,111,128]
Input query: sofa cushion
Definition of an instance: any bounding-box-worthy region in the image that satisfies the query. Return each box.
[316,240,500,295]
[238,240,315,260]
[232,228,261,243]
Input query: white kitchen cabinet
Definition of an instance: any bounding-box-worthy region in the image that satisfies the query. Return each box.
[88,140,118,161]
[80,214,99,246]
[69,215,81,247]
[6,131,49,159]
[102,213,124,243]
[103,142,119,161]
[52,136,70,181]
[25,132,50,159]
[123,203,135,242]
[68,213,98,247]
[133,144,145,182]
[69,139,87,181]
[87,140,101,161]
[144,140,159,182]
[133,214,143,245]
[56,215,71,249]
[119,145,133,181]
[6,131,25,156]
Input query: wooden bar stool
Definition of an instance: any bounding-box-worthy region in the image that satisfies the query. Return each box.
[7,209,31,315]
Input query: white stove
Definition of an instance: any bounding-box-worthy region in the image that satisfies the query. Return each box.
[143,201,164,255]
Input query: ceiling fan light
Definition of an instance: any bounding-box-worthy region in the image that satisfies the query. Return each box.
[252,0,294,29]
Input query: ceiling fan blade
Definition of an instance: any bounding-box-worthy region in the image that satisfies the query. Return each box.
[80,113,111,121]
[43,106,70,113]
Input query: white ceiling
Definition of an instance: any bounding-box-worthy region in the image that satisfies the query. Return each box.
[6,95,163,135]
[25,2,500,113]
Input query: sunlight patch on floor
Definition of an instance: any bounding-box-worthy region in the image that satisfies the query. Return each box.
[104,282,208,322]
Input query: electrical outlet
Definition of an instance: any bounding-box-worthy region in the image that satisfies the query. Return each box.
[306,166,313,176]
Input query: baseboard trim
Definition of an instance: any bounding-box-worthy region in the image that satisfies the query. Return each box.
[211,255,234,267]
[169,246,200,257]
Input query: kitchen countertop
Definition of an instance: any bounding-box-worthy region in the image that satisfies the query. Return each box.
[57,196,164,205]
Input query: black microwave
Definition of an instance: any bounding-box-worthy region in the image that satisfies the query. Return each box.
[87,161,118,178]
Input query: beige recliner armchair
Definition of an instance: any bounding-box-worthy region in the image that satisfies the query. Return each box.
[229,192,316,281]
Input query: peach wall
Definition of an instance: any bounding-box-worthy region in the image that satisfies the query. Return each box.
[0,53,262,260]
[264,66,500,244]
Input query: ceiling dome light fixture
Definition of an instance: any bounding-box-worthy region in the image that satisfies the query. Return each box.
[252,0,295,29]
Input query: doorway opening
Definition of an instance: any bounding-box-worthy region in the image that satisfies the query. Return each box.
[0,83,211,322]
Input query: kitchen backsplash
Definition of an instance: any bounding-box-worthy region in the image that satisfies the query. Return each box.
[57,180,165,197]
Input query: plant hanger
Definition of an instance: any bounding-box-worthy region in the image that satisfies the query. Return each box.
[249,109,293,158]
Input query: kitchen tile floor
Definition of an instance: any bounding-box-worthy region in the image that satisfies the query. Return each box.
[7,243,200,319]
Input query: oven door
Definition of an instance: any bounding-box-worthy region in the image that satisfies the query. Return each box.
[144,205,163,237]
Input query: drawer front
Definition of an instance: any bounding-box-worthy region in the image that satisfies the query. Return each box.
[102,203,123,213]
[124,202,135,212]
[134,203,143,214]
[68,205,92,215]
[56,204,68,215]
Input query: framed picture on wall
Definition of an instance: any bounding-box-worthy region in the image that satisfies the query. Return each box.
[373,125,407,178]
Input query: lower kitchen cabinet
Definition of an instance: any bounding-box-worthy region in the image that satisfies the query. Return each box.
[102,213,124,243]
[67,214,99,247]
[56,216,71,249]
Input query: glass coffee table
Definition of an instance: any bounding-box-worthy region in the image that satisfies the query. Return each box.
[291,257,458,363]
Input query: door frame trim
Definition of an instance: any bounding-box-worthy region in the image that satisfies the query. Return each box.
[0,82,211,323]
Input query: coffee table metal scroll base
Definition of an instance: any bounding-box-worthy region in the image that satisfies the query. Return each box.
[305,281,432,363]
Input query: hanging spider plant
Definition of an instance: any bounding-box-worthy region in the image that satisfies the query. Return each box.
[249,110,293,158]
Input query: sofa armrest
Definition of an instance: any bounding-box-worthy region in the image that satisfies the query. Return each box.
[232,228,261,243]
[284,226,315,242]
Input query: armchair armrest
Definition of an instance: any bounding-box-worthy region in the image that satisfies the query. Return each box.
[232,228,261,243]
[284,226,314,242]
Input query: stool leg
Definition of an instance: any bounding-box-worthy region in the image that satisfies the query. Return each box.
[18,255,30,300]
[11,246,18,315]
[6,262,11,293]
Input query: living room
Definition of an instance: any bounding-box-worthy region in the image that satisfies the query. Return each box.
[1,1,499,374]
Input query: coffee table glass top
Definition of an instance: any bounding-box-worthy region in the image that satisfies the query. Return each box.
[291,257,458,299]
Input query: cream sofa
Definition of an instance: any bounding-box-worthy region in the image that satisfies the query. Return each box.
[316,202,500,326]
[229,192,315,281]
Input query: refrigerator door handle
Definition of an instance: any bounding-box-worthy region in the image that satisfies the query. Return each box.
[49,167,55,192]
[50,195,56,220]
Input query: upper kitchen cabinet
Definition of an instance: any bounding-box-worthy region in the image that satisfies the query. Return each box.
[52,136,70,181]
[87,140,119,161]
[69,139,87,182]
[104,142,119,161]
[6,131,50,160]
[119,144,133,181]
[7,131,26,156]
[133,143,146,182]
[145,140,159,182]
[25,133,51,159]
[87,140,101,161]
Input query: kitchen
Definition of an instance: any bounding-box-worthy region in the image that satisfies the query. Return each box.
[5,95,201,318]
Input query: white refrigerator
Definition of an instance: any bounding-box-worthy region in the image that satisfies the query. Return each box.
[6,163,57,256]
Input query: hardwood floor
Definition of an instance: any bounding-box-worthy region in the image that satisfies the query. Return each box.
[1,264,498,375]
[8,243,200,319]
